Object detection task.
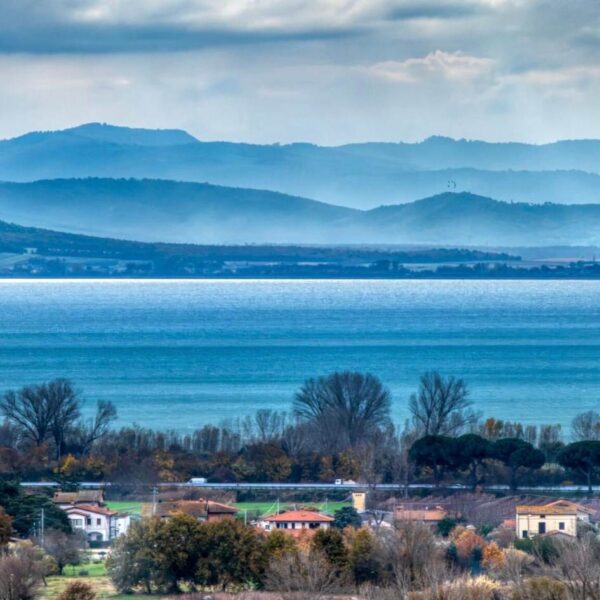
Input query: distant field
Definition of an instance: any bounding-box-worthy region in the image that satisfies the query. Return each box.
[106,501,143,515]
[106,500,348,517]
[235,501,349,515]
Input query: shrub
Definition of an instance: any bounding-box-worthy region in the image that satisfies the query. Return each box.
[57,580,96,600]
[512,576,567,600]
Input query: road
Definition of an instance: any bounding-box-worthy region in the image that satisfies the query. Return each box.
[19,481,600,492]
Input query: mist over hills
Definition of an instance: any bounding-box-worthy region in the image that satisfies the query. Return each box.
[2,123,600,209]
[1,178,600,246]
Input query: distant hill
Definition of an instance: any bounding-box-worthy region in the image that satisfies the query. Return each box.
[0,178,356,243]
[2,124,600,208]
[1,178,600,246]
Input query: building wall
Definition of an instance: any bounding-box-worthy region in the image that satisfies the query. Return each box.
[67,512,111,541]
[206,513,236,522]
[516,514,577,538]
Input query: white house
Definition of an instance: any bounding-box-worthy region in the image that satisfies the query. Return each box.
[64,504,130,543]
[258,510,334,537]
[516,500,593,539]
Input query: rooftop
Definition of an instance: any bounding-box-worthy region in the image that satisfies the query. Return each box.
[516,500,594,516]
[265,510,334,523]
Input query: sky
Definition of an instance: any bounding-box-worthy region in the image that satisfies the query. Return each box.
[1,0,599,145]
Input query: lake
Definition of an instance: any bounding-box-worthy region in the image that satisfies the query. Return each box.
[0,279,598,433]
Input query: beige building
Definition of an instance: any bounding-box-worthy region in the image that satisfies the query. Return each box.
[516,500,593,539]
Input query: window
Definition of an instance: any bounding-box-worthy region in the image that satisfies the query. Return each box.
[559,522,565,530]
[97,518,101,525]
[71,518,84,528]
[538,522,546,534]
[522,531,528,538]
[86,517,91,526]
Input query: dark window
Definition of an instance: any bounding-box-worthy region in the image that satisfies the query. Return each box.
[97,518,101,525]
[559,522,565,530]
[538,522,546,534]
[86,517,91,526]
[522,530,528,538]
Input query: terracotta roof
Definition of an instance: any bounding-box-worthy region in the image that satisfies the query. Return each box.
[265,510,334,523]
[516,500,593,516]
[155,499,237,519]
[65,504,117,517]
[395,506,447,522]
[53,490,104,505]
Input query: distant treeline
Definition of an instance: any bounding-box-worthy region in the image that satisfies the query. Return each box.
[0,219,517,263]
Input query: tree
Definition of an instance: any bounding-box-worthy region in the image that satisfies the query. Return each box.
[1,379,80,458]
[436,516,458,538]
[0,507,12,547]
[348,528,380,585]
[571,410,600,441]
[265,549,342,600]
[311,528,349,573]
[452,433,492,489]
[550,534,600,600]
[42,530,83,575]
[107,518,164,594]
[409,371,474,436]
[492,438,545,490]
[195,519,264,590]
[385,521,446,590]
[333,506,362,529]
[294,371,391,450]
[0,546,45,600]
[408,435,456,486]
[78,401,118,454]
[0,481,71,536]
[57,581,96,600]
[557,440,600,492]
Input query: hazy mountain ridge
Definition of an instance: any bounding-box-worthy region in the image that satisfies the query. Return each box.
[2,124,600,208]
[1,178,600,246]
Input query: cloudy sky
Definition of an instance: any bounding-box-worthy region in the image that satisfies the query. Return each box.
[1,0,599,144]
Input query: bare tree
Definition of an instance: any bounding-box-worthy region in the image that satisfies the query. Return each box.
[254,409,288,442]
[0,542,46,600]
[572,410,600,441]
[294,371,391,450]
[376,521,448,592]
[550,534,600,600]
[1,379,80,456]
[78,400,118,454]
[409,371,475,436]
[265,549,343,600]
[42,530,85,575]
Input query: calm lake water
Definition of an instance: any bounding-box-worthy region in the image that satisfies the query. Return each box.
[0,279,599,432]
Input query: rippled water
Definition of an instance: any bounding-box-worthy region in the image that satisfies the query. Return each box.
[0,279,598,431]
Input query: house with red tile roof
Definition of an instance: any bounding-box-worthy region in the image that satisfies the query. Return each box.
[259,510,334,537]
[64,504,130,543]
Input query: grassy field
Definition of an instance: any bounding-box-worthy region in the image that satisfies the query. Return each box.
[106,500,349,517]
[106,501,143,515]
[235,500,349,515]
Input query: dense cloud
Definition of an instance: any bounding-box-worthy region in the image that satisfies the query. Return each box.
[0,0,598,143]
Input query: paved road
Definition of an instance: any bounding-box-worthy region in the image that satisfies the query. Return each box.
[20,481,600,492]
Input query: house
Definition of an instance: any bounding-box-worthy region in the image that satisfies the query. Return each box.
[394,505,447,526]
[516,500,593,539]
[259,510,334,537]
[53,490,105,508]
[151,499,238,522]
[64,504,130,543]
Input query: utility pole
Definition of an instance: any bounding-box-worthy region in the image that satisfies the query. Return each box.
[40,508,45,548]
[151,486,158,516]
